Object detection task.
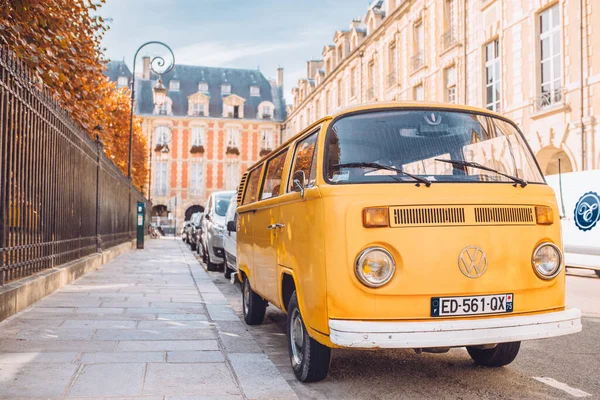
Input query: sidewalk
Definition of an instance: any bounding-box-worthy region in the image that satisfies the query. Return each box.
[0,239,298,400]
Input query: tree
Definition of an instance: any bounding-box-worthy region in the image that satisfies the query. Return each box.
[0,0,148,191]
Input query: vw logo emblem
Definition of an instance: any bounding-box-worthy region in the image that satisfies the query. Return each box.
[574,192,600,232]
[458,246,488,278]
[424,111,442,125]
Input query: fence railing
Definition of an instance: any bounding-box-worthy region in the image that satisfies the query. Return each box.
[0,47,150,284]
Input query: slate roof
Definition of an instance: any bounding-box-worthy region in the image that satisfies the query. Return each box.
[103,61,286,122]
[105,60,132,82]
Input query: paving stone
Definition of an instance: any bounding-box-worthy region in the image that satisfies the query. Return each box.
[79,351,165,363]
[167,351,225,363]
[157,313,208,321]
[0,339,117,353]
[0,363,79,398]
[166,396,243,400]
[143,363,240,396]
[137,320,212,329]
[68,363,146,397]
[228,353,299,400]
[206,304,239,321]
[116,340,219,352]
[13,328,96,341]
[124,307,204,314]
[93,328,214,341]
[60,320,137,329]
[0,352,78,364]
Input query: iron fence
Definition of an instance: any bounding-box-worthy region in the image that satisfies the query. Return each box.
[0,47,150,284]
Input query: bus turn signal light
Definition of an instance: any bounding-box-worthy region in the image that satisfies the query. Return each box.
[535,206,554,225]
[363,207,389,228]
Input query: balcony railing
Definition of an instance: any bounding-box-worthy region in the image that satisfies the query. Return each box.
[366,87,377,101]
[411,51,424,72]
[534,88,565,112]
[441,30,458,52]
[387,72,397,89]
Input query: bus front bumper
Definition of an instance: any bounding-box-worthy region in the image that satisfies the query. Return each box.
[328,308,582,349]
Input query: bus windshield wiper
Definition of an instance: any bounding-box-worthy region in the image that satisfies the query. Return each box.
[434,159,528,188]
[334,162,431,187]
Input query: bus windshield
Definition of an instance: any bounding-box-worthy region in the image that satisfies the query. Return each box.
[325,110,544,185]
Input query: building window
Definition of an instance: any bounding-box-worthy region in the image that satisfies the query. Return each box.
[260,105,274,119]
[226,127,240,149]
[155,126,171,147]
[191,126,204,147]
[189,163,204,196]
[198,82,208,92]
[154,162,168,196]
[169,80,180,91]
[315,99,321,119]
[221,83,231,95]
[538,4,562,108]
[388,42,398,88]
[337,46,343,63]
[367,61,376,100]
[485,39,501,111]
[442,0,457,50]
[445,66,457,103]
[337,79,343,108]
[261,129,274,151]
[225,163,239,190]
[250,85,260,96]
[117,76,128,88]
[191,102,205,116]
[412,21,424,71]
[350,67,357,97]
[414,84,424,101]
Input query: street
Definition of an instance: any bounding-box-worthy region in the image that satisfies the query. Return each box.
[204,258,600,400]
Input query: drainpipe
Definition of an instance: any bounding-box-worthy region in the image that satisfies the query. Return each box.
[580,0,586,170]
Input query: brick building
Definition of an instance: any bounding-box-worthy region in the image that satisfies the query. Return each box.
[105,61,286,228]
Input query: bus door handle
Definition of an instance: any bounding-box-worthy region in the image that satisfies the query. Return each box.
[268,223,285,230]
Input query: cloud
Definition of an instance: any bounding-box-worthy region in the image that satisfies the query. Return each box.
[173,41,310,67]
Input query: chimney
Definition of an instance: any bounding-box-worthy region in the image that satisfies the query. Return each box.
[350,18,362,29]
[142,56,150,80]
[306,60,324,80]
[277,66,284,88]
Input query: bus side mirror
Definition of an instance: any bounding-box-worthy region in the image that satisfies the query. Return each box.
[293,170,306,198]
[227,220,236,232]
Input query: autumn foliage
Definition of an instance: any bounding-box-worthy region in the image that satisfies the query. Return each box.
[0,0,148,192]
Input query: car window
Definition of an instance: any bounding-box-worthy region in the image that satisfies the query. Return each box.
[288,131,318,191]
[214,193,234,217]
[260,149,288,200]
[226,198,237,221]
[242,166,263,205]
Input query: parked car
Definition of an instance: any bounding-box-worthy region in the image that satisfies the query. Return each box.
[183,215,198,245]
[546,169,600,277]
[199,190,236,270]
[235,102,581,382]
[223,199,238,279]
[195,214,205,255]
[188,212,203,251]
[181,221,192,241]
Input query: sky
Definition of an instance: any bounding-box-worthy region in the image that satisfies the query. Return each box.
[99,0,371,104]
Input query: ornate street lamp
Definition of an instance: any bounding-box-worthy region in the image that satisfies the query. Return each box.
[128,41,175,179]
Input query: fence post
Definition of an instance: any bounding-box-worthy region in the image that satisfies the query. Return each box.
[0,52,6,286]
[95,135,102,252]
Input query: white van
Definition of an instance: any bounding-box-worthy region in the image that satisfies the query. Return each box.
[223,199,237,280]
[546,169,600,277]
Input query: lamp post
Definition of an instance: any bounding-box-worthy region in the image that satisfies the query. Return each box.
[128,41,175,179]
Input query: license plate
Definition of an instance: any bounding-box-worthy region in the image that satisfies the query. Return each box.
[431,294,513,317]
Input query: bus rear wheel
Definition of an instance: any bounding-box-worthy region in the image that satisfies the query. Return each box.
[595,270,600,278]
[467,342,521,367]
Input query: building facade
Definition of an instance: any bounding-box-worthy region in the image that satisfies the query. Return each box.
[285,0,600,176]
[106,61,286,228]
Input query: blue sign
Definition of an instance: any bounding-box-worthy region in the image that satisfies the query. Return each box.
[574,192,600,232]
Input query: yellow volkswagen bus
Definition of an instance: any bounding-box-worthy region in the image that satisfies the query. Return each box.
[234,103,582,382]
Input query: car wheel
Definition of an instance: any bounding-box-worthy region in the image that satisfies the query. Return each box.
[595,270,600,278]
[286,291,331,382]
[207,261,220,271]
[201,244,208,264]
[242,275,266,325]
[467,342,521,367]
[190,241,197,251]
[224,263,232,279]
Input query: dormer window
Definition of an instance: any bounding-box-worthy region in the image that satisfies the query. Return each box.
[192,103,205,116]
[258,101,275,120]
[198,82,209,93]
[169,80,180,91]
[250,85,260,96]
[117,76,128,88]
[221,83,231,95]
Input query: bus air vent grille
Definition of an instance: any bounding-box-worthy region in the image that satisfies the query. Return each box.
[237,173,248,205]
[390,207,466,227]
[474,206,535,224]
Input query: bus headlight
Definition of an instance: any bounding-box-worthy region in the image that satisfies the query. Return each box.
[532,243,562,279]
[355,247,396,287]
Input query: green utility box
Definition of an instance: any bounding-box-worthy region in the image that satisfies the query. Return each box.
[136,202,145,249]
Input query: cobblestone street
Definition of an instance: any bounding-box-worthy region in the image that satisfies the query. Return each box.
[0,239,297,400]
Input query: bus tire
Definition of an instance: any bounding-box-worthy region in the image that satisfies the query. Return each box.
[242,275,266,325]
[287,292,331,382]
[595,270,600,278]
[467,341,521,367]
